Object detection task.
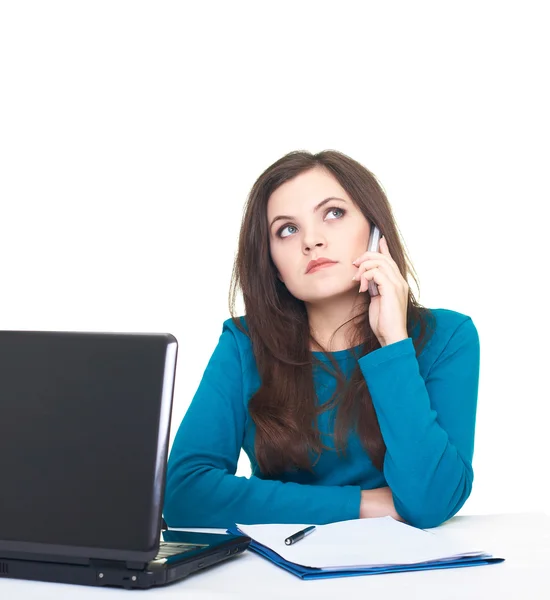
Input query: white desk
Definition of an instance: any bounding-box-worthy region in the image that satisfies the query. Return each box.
[1,513,549,599]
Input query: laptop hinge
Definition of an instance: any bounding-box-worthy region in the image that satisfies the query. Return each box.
[125,561,148,570]
[90,558,147,571]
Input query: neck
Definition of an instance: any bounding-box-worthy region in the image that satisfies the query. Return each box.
[306,292,369,352]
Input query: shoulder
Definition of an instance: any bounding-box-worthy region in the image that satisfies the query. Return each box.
[427,307,478,339]
[418,307,479,367]
[222,315,250,342]
[220,317,260,392]
[220,316,254,359]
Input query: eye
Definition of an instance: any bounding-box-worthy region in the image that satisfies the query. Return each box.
[276,207,346,239]
[326,207,345,220]
[278,225,298,239]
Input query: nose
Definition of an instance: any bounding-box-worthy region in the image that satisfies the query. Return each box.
[303,239,325,253]
[302,224,327,253]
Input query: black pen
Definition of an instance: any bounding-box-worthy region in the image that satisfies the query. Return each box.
[284,525,316,546]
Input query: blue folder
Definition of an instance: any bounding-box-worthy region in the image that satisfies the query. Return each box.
[227,526,504,580]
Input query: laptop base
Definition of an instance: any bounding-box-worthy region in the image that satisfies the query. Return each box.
[0,532,250,589]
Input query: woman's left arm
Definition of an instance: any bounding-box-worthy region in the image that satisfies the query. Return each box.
[358,318,480,529]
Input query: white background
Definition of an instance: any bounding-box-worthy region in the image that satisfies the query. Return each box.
[1,1,548,517]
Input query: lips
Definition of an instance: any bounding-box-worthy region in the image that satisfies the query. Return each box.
[306,258,337,274]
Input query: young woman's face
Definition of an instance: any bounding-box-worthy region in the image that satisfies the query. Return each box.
[267,167,372,305]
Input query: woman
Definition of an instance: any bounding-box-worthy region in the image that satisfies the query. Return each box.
[164,150,479,530]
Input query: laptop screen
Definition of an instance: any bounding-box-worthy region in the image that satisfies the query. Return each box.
[0,331,177,555]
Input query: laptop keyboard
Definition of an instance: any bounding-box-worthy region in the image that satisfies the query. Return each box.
[155,541,209,559]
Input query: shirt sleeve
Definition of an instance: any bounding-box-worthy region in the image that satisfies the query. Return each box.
[164,325,361,528]
[358,317,480,529]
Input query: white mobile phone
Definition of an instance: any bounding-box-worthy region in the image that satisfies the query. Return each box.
[367,225,381,297]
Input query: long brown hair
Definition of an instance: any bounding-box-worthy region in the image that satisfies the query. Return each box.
[229,150,435,475]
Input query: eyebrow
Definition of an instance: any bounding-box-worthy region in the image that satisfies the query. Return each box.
[269,197,347,231]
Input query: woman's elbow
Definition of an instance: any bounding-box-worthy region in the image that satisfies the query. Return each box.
[163,463,224,528]
[405,510,450,530]
[163,467,203,527]
[163,480,187,527]
[396,480,473,530]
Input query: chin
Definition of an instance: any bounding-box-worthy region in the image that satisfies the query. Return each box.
[293,283,358,304]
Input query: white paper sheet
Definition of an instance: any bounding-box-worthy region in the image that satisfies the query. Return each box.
[236,516,487,570]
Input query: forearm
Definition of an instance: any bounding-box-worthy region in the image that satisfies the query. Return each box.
[164,456,361,528]
[359,320,479,529]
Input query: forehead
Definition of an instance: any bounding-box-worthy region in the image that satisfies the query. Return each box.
[267,168,350,216]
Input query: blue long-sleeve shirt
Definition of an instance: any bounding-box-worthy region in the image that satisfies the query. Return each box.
[164,308,479,530]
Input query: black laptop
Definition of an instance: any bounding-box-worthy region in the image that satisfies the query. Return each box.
[0,330,250,589]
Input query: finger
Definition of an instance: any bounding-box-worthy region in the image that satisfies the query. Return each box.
[356,259,400,288]
[353,242,400,278]
[359,267,384,293]
[352,259,379,280]
[361,265,409,296]
[359,269,374,293]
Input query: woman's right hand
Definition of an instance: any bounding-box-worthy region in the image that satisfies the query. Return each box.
[359,486,406,522]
